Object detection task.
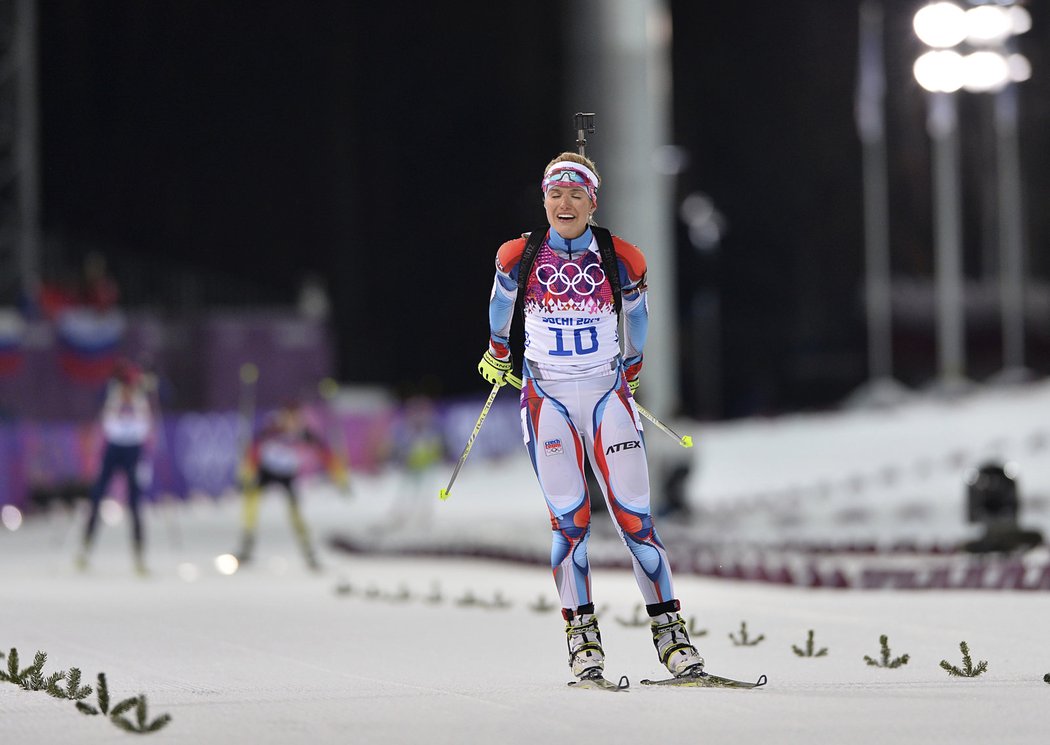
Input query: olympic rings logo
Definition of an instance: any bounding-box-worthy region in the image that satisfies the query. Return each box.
[534,262,607,296]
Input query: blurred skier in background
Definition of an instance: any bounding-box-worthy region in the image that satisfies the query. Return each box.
[478,152,705,684]
[381,394,444,532]
[234,400,347,571]
[76,358,153,574]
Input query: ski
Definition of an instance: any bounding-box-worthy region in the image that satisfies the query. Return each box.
[568,674,630,692]
[640,671,767,689]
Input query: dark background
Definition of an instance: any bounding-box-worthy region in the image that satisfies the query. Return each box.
[35,1,1050,418]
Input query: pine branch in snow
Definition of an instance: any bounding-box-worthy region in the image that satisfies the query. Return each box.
[2,647,21,683]
[62,668,93,701]
[792,629,828,657]
[17,651,49,690]
[527,595,556,613]
[615,604,648,627]
[940,641,988,677]
[864,634,909,668]
[333,579,354,596]
[482,591,511,610]
[110,694,172,734]
[0,647,171,732]
[41,670,68,697]
[687,617,708,637]
[454,590,479,607]
[110,695,141,717]
[97,672,111,714]
[730,621,765,647]
[425,582,443,605]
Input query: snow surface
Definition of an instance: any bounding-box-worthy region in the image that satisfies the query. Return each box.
[3,381,1050,744]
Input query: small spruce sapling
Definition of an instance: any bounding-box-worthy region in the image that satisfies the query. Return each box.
[792,630,828,657]
[1,647,22,683]
[2,648,47,687]
[527,595,556,613]
[59,667,93,701]
[454,590,479,607]
[77,672,112,716]
[687,617,708,637]
[1043,673,1049,684]
[615,604,649,627]
[333,579,353,596]
[17,651,46,689]
[425,582,443,604]
[939,641,988,677]
[484,591,511,610]
[730,621,765,647]
[864,634,910,668]
[110,694,172,734]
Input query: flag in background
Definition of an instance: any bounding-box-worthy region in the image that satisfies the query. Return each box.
[56,308,127,384]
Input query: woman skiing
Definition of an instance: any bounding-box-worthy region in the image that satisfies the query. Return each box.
[479,152,704,684]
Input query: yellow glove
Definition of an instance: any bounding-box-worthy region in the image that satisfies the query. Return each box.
[478,350,512,386]
[628,378,640,395]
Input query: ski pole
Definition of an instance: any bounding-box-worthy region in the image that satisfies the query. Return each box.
[438,378,505,501]
[633,405,694,449]
[504,373,693,449]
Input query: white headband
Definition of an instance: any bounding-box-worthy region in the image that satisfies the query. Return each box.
[542,161,599,191]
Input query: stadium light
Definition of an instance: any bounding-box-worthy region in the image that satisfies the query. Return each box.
[911,0,1033,386]
[914,50,966,93]
[912,2,1031,93]
[913,2,967,48]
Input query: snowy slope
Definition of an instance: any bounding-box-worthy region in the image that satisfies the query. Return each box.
[3,381,1050,744]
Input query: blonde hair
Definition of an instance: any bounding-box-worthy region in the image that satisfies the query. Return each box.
[543,152,601,187]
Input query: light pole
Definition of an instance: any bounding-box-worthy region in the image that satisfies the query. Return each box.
[911,1,1032,389]
[851,0,911,408]
[993,46,1030,381]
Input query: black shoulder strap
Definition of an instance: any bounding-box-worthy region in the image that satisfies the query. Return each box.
[591,225,622,315]
[516,227,549,299]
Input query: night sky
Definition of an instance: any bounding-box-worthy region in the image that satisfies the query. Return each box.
[36,1,1050,418]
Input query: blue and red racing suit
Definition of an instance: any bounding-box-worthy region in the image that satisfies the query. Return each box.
[487,225,679,612]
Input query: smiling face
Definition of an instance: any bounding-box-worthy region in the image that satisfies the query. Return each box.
[544,184,593,240]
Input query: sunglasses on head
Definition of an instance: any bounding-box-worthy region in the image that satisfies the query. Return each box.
[544,169,590,187]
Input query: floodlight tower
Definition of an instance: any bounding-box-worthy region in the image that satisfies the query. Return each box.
[912,1,1032,388]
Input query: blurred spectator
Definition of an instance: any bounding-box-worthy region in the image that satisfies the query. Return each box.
[37,270,81,321]
[380,394,444,532]
[35,251,120,321]
[297,273,331,321]
[80,251,120,312]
